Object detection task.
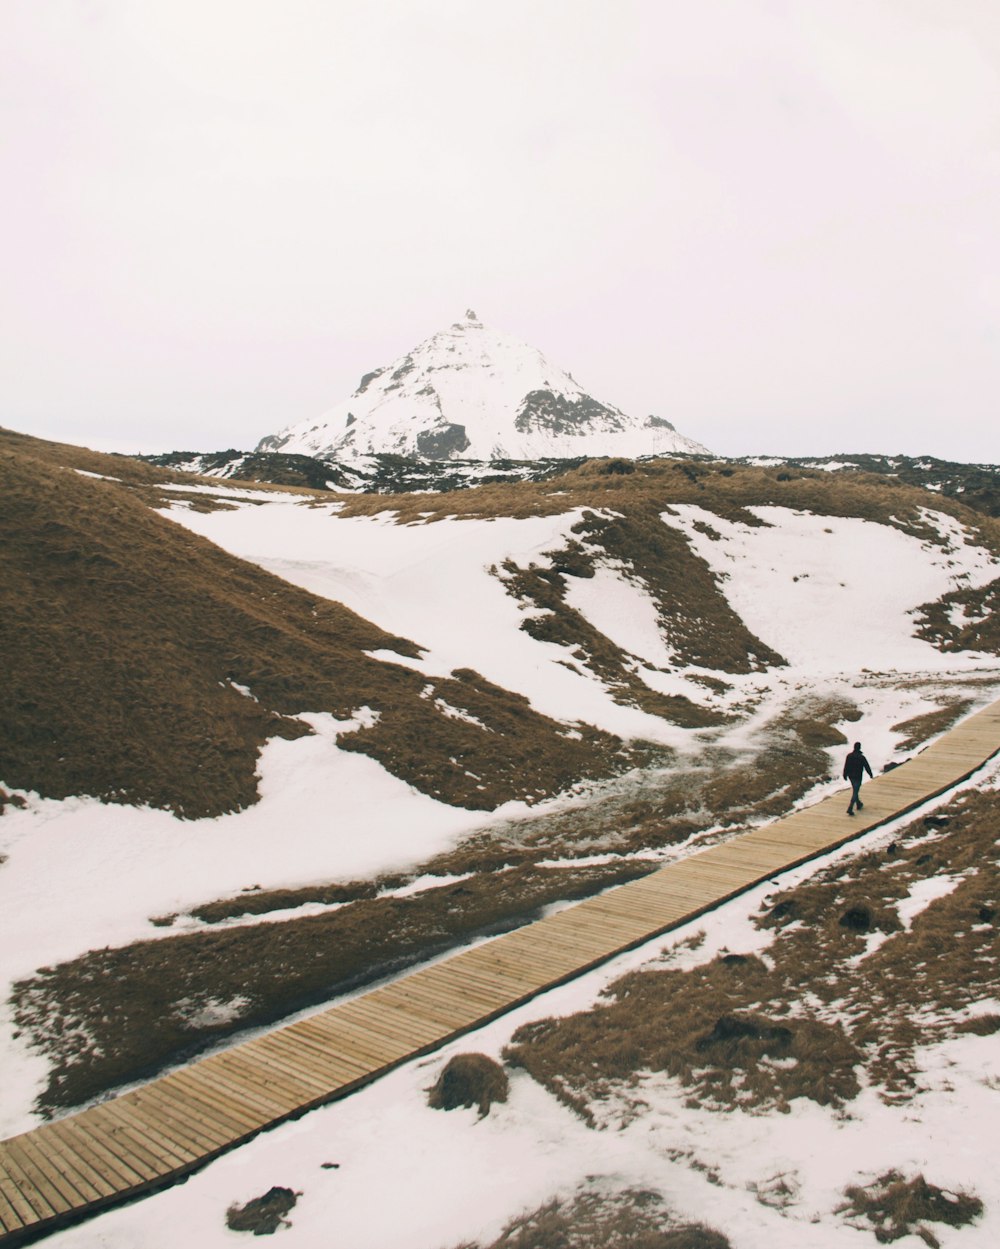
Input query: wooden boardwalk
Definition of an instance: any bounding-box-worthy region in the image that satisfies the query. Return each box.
[3,698,1000,1244]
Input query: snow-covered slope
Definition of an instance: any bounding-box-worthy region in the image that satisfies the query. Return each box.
[257,311,709,462]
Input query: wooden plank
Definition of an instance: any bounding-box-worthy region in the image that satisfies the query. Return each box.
[122,1085,232,1155]
[357,985,473,1029]
[249,1030,367,1085]
[78,1106,175,1184]
[0,1146,54,1226]
[191,1057,300,1118]
[317,1000,447,1050]
[217,1040,329,1095]
[1,1139,78,1217]
[3,696,999,1246]
[393,971,508,1015]
[307,1013,438,1064]
[7,1131,99,1210]
[162,1068,272,1134]
[142,1074,256,1142]
[41,1115,149,1193]
[448,948,560,990]
[0,1157,26,1235]
[435,961,538,1002]
[95,1097,199,1172]
[229,1034,359,1104]
[288,1015,399,1067]
[15,1125,115,1205]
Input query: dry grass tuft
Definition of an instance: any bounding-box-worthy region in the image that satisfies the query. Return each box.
[838,1171,983,1246]
[506,954,861,1117]
[507,783,1000,1121]
[954,1013,1000,1037]
[225,1186,299,1236]
[452,1186,731,1249]
[890,702,974,752]
[427,1052,509,1116]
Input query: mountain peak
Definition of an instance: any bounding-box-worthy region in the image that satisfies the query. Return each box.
[258,316,709,463]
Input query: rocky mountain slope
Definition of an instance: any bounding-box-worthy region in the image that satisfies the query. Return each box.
[256,310,709,462]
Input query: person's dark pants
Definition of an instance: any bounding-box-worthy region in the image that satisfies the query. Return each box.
[847,777,863,813]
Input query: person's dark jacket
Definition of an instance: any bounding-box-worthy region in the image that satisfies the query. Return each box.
[843,748,873,782]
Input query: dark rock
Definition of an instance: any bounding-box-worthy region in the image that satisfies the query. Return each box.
[416,423,471,459]
[839,905,873,932]
[514,389,626,435]
[226,1187,298,1236]
[356,367,385,394]
[696,1014,792,1053]
[597,458,636,475]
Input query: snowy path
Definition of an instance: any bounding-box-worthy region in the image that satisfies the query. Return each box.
[3,696,1000,1246]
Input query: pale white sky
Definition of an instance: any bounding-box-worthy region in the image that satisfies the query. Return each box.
[2,0,999,462]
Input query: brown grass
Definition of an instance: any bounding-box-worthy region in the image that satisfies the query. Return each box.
[914,578,1000,656]
[329,454,1000,548]
[890,701,975,752]
[7,689,865,1114]
[497,506,784,719]
[11,858,655,1113]
[505,783,1000,1120]
[838,1171,983,1246]
[452,1186,731,1249]
[427,1053,509,1116]
[1,431,641,816]
[506,955,861,1120]
[8,426,997,1121]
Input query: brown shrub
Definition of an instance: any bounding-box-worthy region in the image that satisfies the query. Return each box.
[839,1171,983,1245]
[453,1186,731,1249]
[428,1053,509,1116]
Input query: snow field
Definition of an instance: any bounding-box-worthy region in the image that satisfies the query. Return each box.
[162,499,697,745]
[41,759,1000,1249]
[5,490,1000,1141]
[662,504,1000,673]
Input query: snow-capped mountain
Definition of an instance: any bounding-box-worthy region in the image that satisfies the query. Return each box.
[257,310,709,462]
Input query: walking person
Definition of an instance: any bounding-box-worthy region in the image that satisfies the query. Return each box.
[843,742,873,815]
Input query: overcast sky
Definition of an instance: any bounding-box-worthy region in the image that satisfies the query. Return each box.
[3,1,999,462]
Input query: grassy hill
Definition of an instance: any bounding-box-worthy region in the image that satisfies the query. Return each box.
[0,429,635,817]
[3,426,1000,1120]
